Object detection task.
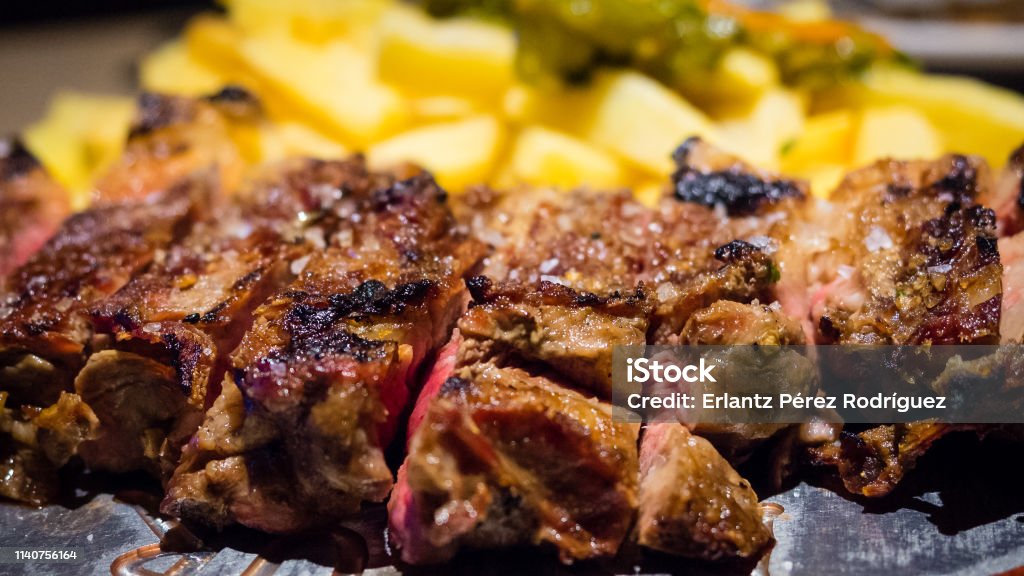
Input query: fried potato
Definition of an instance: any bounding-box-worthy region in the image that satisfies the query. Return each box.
[259,122,349,162]
[377,5,515,105]
[505,126,626,189]
[239,37,407,146]
[23,92,134,207]
[368,115,504,190]
[853,105,942,166]
[140,41,225,96]
[781,109,854,173]
[846,65,1024,167]
[582,71,718,176]
[224,0,391,47]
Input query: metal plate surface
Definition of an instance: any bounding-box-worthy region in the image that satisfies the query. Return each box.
[3,435,1024,575]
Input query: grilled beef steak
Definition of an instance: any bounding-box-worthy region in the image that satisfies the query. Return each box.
[75,159,379,478]
[163,171,483,532]
[804,154,1002,497]
[0,91,271,504]
[0,180,205,504]
[637,423,771,559]
[1,84,1018,569]
[93,90,251,203]
[391,348,640,564]
[392,138,806,564]
[0,139,69,280]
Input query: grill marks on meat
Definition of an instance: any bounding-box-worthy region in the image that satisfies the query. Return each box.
[812,155,1000,345]
[75,159,376,478]
[671,136,805,216]
[93,91,252,203]
[637,423,771,560]
[0,139,69,280]
[802,155,1002,497]
[0,180,207,407]
[391,139,806,564]
[390,354,640,565]
[163,172,483,532]
[459,277,652,399]
[0,179,205,504]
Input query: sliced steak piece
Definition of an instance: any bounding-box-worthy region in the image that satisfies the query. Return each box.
[808,422,957,497]
[803,154,1002,497]
[0,139,69,280]
[458,276,651,399]
[462,139,805,344]
[163,172,483,532]
[679,300,811,462]
[77,158,377,478]
[92,89,253,203]
[1000,231,1024,342]
[0,391,97,505]
[637,423,771,560]
[0,179,208,408]
[0,91,259,505]
[391,140,808,563]
[0,179,206,504]
[812,154,1000,345]
[979,142,1023,237]
[389,358,639,565]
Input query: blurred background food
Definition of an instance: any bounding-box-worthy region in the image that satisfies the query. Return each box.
[2,0,1023,210]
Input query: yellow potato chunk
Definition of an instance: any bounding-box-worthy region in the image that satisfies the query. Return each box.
[719,89,806,169]
[854,105,942,166]
[717,48,780,96]
[795,163,847,199]
[259,122,349,162]
[184,16,249,80]
[377,5,515,104]
[368,115,504,191]
[23,92,134,206]
[781,110,854,173]
[504,72,716,176]
[507,126,626,189]
[582,71,718,176]
[501,83,593,133]
[409,96,482,124]
[224,0,391,47]
[239,37,408,146]
[140,40,225,96]
[633,180,666,208]
[854,65,1024,167]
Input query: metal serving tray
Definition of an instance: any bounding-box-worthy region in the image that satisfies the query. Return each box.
[3,435,1023,575]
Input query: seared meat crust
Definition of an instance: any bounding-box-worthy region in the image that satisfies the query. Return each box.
[163,171,483,532]
[671,136,805,216]
[805,154,1002,497]
[638,423,771,560]
[0,180,206,407]
[459,276,651,399]
[78,159,379,478]
[0,140,68,280]
[390,358,639,565]
[814,154,1000,345]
